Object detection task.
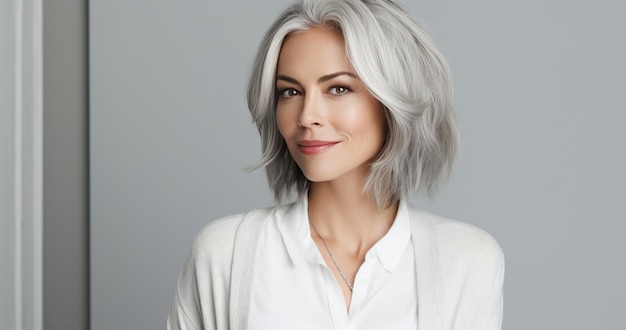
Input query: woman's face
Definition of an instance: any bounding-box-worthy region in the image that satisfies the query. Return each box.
[275,27,386,184]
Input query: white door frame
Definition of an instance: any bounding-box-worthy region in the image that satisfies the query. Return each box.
[1,0,43,329]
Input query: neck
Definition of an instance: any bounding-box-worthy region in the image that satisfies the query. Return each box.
[307,179,399,250]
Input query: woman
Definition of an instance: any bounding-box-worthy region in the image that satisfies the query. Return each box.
[168,0,504,329]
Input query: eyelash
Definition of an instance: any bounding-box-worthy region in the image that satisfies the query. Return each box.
[278,88,300,98]
[276,85,352,98]
[328,86,351,95]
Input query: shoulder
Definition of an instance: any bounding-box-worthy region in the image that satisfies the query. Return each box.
[190,213,245,258]
[190,206,277,260]
[169,206,282,329]
[407,208,505,327]
[408,207,504,272]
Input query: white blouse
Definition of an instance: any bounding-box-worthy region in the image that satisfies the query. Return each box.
[248,196,418,329]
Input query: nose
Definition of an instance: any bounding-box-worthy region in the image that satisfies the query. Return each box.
[298,93,325,128]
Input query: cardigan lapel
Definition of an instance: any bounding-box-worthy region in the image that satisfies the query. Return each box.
[229,208,272,330]
[409,208,443,330]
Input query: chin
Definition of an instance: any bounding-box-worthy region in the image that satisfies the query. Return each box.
[299,165,345,183]
[297,161,370,185]
[301,172,339,183]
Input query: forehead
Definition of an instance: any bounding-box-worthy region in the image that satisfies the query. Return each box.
[276,27,355,77]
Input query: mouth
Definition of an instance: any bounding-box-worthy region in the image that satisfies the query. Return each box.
[297,140,340,155]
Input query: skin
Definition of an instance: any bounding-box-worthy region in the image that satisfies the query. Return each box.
[275,26,399,311]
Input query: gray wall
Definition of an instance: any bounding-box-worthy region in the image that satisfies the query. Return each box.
[90,0,626,329]
[43,0,89,329]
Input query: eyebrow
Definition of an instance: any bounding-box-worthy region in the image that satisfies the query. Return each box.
[276,71,357,87]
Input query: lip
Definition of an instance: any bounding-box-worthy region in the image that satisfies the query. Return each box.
[297,140,340,155]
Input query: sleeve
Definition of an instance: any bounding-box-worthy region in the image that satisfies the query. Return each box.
[167,247,203,330]
[476,245,505,330]
[437,221,505,330]
[166,215,244,330]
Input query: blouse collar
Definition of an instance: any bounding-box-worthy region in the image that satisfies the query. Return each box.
[276,194,411,272]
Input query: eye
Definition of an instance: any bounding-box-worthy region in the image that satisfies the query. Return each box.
[278,88,300,98]
[328,86,351,95]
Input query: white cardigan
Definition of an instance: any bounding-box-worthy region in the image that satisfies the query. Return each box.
[167,204,504,330]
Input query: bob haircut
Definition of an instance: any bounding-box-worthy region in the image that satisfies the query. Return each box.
[247,0,459,207]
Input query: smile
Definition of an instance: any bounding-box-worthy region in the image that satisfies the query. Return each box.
[297,140,340,155]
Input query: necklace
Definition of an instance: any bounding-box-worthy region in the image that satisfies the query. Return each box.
[310,220,354,291]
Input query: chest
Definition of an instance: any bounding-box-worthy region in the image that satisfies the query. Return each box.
[248,224,418,329]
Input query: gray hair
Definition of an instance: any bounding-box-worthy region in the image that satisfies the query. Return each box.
[247,0,459,207]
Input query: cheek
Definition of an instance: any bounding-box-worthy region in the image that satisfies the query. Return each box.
[341,101,385,136]
[275,107,293,138]
[359,108,387,150]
